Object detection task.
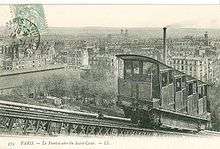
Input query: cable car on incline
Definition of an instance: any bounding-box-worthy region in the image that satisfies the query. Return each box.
[115,54,211,131]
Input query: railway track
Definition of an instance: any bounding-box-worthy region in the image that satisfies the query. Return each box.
[0,100,216,136]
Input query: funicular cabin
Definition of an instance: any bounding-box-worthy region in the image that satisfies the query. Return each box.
[116,54,211,131]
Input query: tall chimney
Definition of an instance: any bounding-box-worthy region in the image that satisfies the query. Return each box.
[204,31,209,46]
[163,27,167,64]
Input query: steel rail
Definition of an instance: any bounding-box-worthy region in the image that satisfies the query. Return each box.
[0,100,215,136]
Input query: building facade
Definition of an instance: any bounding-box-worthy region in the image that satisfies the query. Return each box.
[167,32,217,83]
[169,56,215,83]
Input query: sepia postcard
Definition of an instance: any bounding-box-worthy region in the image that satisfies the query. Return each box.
[0,2,220,149]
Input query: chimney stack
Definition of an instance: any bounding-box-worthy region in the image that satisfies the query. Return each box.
[163,27,167,64]
[204,31,209,46]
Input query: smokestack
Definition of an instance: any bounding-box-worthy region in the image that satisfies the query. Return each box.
[204,31,209,46]
[163,27,167,64]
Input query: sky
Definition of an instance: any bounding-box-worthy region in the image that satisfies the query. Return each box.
[1,5,220,28]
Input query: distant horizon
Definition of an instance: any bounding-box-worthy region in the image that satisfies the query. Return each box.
[2,25,220,29]
[1,5,220,28]
[47,26,220,29]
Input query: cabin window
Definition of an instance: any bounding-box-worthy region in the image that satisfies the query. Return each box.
[124,60,132,79]
[193,81,197,94]
[182,76,186,88]
[124,60,145,78]
[176,78,182,92]
[198,86,203,99]
[204,85,207,96]
[188,83,193,96]
[168,70,173,84]
[207,100,211,112]
[133,61,140,74]
[162,72,168,87]
[139,61,143,74]
[143,61,155,75]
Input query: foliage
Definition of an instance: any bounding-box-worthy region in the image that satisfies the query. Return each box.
[12,65,117,110]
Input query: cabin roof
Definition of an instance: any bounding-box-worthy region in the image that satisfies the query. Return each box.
[116,54,159,64]
[116,54,208,85]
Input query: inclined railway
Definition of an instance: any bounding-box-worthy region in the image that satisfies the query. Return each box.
[0,100,218,137]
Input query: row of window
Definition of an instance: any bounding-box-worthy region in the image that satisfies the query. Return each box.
[124,60,157,79]
[161,70,173,87]
[174,65,211,71]
[178,80,207,97]
[173,59,197,65]
[173,59,206,65]
[175,65,195,71]
[123,60,208,99]
[161,71,207,98]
